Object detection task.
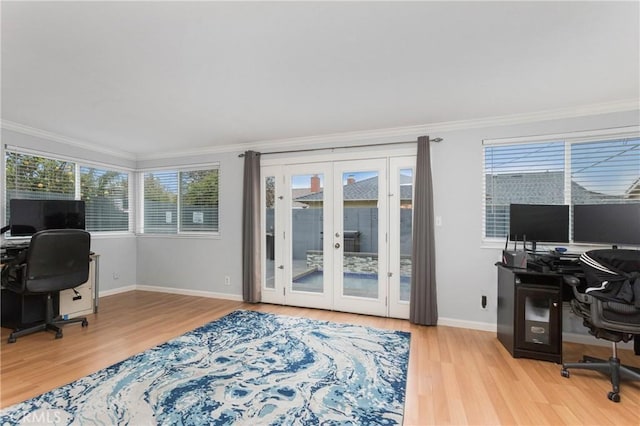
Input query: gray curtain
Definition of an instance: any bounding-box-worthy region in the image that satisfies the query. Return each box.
[410,136,438,325]
[242,150,262,303]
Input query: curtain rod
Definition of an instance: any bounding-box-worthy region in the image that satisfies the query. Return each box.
[237,137,443,157]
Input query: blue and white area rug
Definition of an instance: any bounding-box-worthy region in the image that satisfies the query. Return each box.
[1,310,411,425]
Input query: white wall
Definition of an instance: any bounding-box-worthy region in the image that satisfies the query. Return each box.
[135,151,244,299]
[430,110,640,329]
[1,129,139,294]
[91,236,137,293]
[1,128,136,169]
[135,109,640,330]
[3,108,639,330]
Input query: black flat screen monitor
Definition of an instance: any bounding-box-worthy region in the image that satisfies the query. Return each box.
[9,199,86,236]
[573,204,640,246]
[509,204,569,243]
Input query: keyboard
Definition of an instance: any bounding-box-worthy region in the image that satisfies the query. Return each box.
[1,240,30,251]
[1,241,30,262]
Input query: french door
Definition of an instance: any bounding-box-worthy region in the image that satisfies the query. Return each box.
[261,156,414,318]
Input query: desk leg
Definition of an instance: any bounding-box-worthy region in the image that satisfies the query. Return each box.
[93,255,100,313]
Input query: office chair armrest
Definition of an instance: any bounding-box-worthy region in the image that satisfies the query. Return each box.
[563,275,581,287]
[564,274,592,304]
[1,262,26,289]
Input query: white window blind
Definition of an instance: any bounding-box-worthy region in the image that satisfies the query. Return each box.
[5,151,76,234]
[180,169,219,232]
[4,149,131,234]
[141,167,219,234]
[571,138,640,204]
[80,166,129,232]
[483,134,640,241]
[143,171,178,234]
[484,141,565,239]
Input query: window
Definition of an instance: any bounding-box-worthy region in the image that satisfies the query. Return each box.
[4,149,131,233]
[483,130,640,241]
[571,139,640,204]
[80,166,129,232]
[141,167,219,234]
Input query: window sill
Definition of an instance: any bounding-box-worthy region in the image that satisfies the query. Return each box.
[135,233,222,240]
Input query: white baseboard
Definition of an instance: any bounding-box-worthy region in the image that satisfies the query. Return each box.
[132,285,243,301]
[436,319,635,351]
[438,317,497,332]
[99,285,137,297]
[91,290,637,352]
[98,284,243,301]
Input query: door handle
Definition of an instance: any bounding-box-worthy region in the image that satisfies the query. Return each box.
[334,243,341,249]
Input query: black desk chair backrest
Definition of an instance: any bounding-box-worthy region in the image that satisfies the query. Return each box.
[3,229,91,343]
[22,229,91,293]
[580,249,640,305]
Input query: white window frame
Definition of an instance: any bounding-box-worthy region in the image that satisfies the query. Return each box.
[3,145,134,235]
[482,126,640,246]
[137,163,220,237]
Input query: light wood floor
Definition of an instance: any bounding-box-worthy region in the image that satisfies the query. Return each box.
[1,291,639,425]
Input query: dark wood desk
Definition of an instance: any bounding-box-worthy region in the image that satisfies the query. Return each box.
[1,254,99,328]
[496,263,564,363]
[1,289,53,328]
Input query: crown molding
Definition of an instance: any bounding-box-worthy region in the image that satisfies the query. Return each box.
[136,125,428,161]
[0,120,137,160]
[137,98,640,161]
[3,98,639,162]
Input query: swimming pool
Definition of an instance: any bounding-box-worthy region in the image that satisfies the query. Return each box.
[292,270,410,300]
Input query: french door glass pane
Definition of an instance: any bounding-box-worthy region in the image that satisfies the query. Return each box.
[400,168,413,302]
[342,171,378,299]
[291,173,324,293]
[265,176,276,289]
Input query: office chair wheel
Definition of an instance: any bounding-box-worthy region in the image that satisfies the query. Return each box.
[560,368,570,378]
[8,336,16,344]
[55,330,63,339]
[81,319,88,327]
[607,391,620,403]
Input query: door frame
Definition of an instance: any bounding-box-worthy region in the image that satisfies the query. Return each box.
[388,156,415,319]
[260,147,416,318]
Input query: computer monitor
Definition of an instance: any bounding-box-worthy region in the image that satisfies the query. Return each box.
[9,199,86,236]
[573,204,640,246]
[509,204,570,244]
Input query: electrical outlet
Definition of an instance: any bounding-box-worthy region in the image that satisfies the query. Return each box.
[113,272,120,280]
[224,276,231,286]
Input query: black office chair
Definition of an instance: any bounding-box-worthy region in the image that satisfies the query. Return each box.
[561,249,640,402]
[1,229,91,343]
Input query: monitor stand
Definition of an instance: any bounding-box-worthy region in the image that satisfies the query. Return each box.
[523,238,536,254]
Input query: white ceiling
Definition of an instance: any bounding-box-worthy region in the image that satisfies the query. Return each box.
[2,1,639,158]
